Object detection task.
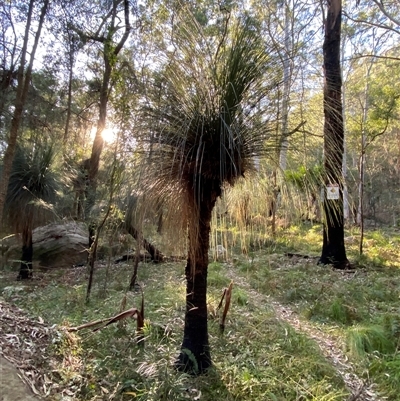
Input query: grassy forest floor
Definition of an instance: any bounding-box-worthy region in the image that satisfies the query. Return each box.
[0,223,400,401]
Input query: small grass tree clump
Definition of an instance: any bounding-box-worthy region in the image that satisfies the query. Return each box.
[4,144,59,280]
[140,7,280,374]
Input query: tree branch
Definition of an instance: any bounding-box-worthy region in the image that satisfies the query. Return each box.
[113,0,131,55]
[343,12,400,36]
[348,54,400,62]
[371,0,400,27]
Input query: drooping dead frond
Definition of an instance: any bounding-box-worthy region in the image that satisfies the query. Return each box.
[67,308,140,332]
[217,281,234,334]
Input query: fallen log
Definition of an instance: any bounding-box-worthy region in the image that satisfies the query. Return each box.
[122,222,164,263]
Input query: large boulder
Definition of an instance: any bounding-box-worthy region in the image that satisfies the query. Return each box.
[2,221,88,268]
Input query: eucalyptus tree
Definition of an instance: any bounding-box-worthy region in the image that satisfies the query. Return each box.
[5,145,59,280]
[345,0,400,50]
[255,0,320,170]
[346,54,399,250]
[318,0,350,269]
[248,0,321,230]
[63,0,132,217]
[140,8,280,373]
[0,0,50,231]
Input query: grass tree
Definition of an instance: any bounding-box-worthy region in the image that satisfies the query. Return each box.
[5,145,59,280]
[141,10,279,374]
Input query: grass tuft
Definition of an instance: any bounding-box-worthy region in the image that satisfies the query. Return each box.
[346,324,396,358]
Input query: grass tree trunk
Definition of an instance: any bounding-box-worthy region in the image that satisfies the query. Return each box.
[318,0,350,269]
[176,181,220,374]
[18,223,33,280]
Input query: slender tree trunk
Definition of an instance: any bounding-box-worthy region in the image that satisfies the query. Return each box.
[83,0,131,276]
[358,150,365,255]
[18,224,33,280]
[84,0,131,217]
[357,63,373,255]
[176,182,220,374]
[85,59,109,217]
[318,0,350,269]
[0,0,49,230]
[63,42,75,144]
[357,151,365,227]
[341,20,349,221]
[278,3,292,172]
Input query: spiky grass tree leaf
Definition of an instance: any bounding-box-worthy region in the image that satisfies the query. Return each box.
[5,145,59,231]
[141,9,280,208]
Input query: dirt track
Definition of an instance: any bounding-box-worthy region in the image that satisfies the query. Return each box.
[0,356,39,401]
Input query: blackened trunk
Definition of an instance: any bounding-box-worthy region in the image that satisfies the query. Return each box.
[320,206,348,267]
[318,0,350,269]
[18,226,33,280]
[176,259,211,374]
[176,182,220,374]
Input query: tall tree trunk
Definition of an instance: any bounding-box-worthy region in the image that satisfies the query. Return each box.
[84,0,131,218]
[78,0,131,280]
[357,63,373,255]
[18,224,33,280]
[82,0,130,268]
[84,59,109,219]
[0,0,49,230]
[175,182,220,374]
[358,150,365,254]
[318,0,350,269]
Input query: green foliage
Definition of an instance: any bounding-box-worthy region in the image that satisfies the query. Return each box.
[284,164,323,191]
[208,262,228,287]
[329,298,358,325]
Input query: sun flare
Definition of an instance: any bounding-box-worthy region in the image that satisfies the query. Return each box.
[90,126,118,143]
[101,127,117,143]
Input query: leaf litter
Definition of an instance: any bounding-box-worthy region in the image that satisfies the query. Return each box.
[0,298,72,399]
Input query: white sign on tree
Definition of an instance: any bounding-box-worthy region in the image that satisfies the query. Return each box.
[326,184,340,200]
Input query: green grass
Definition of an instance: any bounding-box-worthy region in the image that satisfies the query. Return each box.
[1,223,399,400]
[230,223,400,400]
[1,262,347,400]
